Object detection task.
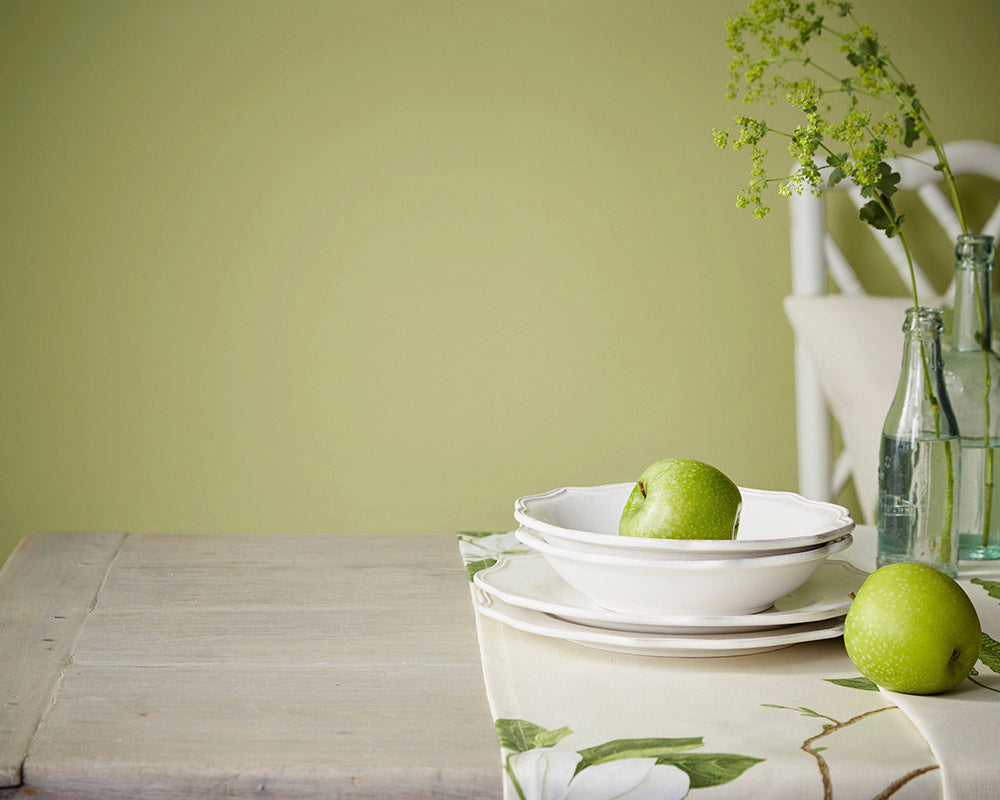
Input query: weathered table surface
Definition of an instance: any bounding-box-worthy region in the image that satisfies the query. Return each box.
[0,532,501,799]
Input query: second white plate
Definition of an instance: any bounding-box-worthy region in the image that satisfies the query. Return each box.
[475,590,847,657]
[474,553,865,634]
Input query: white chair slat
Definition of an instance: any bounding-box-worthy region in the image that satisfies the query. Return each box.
[823,235,866,296]
[984,202,1000,240]
[831,451,852,498]
[917,183,964,241]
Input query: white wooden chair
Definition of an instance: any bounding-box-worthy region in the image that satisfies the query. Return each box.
[789,140,1000,507]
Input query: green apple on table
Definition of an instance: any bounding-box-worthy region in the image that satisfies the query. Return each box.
[619,458,742,540]
[844,563,981,695]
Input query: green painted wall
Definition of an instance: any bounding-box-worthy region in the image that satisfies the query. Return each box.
[2,1,999,564]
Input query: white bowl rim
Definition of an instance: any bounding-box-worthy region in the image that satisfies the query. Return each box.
[514,483,854,552]
[514,525,853,569]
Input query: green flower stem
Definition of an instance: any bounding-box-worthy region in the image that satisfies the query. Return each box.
[504,754,527,800]
[931,153,969,234]
[974,278,994,548]
[883,215,955,561]
[915,339,955,561]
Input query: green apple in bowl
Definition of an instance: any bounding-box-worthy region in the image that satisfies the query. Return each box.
[618,458,742,540]
[844,563,981,695]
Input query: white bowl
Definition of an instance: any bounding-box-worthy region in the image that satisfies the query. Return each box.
[514,526,853,615]
[514,483,853,557]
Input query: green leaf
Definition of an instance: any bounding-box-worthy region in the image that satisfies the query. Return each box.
[846,35,883,70]
[494,719,542,752]
[657,753,765,789]
[860,163,901,198]
[825,676,880,691]
[465,558,497,581]
[979,633,1000,674]
[535,726,574,749]
[826,153,848,186]
[903,115,921,147]
[493,719,573,753]
[859,199,904,237]
[971,577,1000,601]
[575,737,703,773]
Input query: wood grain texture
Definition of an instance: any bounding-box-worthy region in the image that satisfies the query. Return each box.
[0,532,125,788]
[4,533,500,799]
[21,665,499,799]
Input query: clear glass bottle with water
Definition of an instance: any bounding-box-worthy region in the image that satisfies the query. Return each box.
[944,234,1000,560]
[877,307,960,576]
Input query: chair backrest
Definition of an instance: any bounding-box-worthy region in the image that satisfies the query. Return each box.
[788,140,1000,505]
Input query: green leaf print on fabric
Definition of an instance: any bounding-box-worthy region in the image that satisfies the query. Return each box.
[966,582,1000,690]
[658,752,766,789]
[465,558,497,581]
[971,578,1000,601]
[575,736,704,770]
[494,719,573,753]
[825,676,880,691]
[457,531,530,581]
[979,633,1000,674]
[762,704,829,717]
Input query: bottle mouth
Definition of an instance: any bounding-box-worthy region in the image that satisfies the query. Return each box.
[903,306,944,333]
[955,234,996,267]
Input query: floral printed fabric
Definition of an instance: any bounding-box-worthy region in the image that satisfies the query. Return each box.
[458,528,1000,800]
[509,748,690,800]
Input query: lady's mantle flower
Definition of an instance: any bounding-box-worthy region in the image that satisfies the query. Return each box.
[509,747,691,800]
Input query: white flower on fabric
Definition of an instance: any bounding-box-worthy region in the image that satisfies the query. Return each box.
[508,748,691,800]
[565,758,690,800]
[508,748,581,800]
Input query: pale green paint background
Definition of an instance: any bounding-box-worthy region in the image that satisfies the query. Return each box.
[2,1,999,565]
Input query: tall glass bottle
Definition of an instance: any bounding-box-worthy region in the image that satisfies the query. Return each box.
[877,307,960,576]
[944,234,1000,560]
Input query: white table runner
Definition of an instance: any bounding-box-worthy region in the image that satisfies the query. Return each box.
[459,527,1000,800]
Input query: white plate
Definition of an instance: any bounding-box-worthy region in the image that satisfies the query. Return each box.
[474,553,865,634]
[515,483,854,556]
[474,590,846,658]
[515,525,853,615]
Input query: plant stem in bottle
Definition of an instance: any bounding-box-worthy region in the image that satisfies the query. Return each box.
[878,433,959,576]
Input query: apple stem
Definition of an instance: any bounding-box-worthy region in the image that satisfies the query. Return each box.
[638,481,646,499]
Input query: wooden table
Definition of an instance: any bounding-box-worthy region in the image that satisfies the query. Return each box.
[0,532,501,799]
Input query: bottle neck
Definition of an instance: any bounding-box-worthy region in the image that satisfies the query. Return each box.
[952,265,993,351]
[902,323,944,376]
[899,308,947,397]
[952,234,996,352]
[887,307,959,438]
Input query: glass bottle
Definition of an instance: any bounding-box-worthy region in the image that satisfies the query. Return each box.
[944,234,1000,560]
[877,307,960,576]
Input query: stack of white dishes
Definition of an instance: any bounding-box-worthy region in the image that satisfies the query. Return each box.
[473,483,861,657]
